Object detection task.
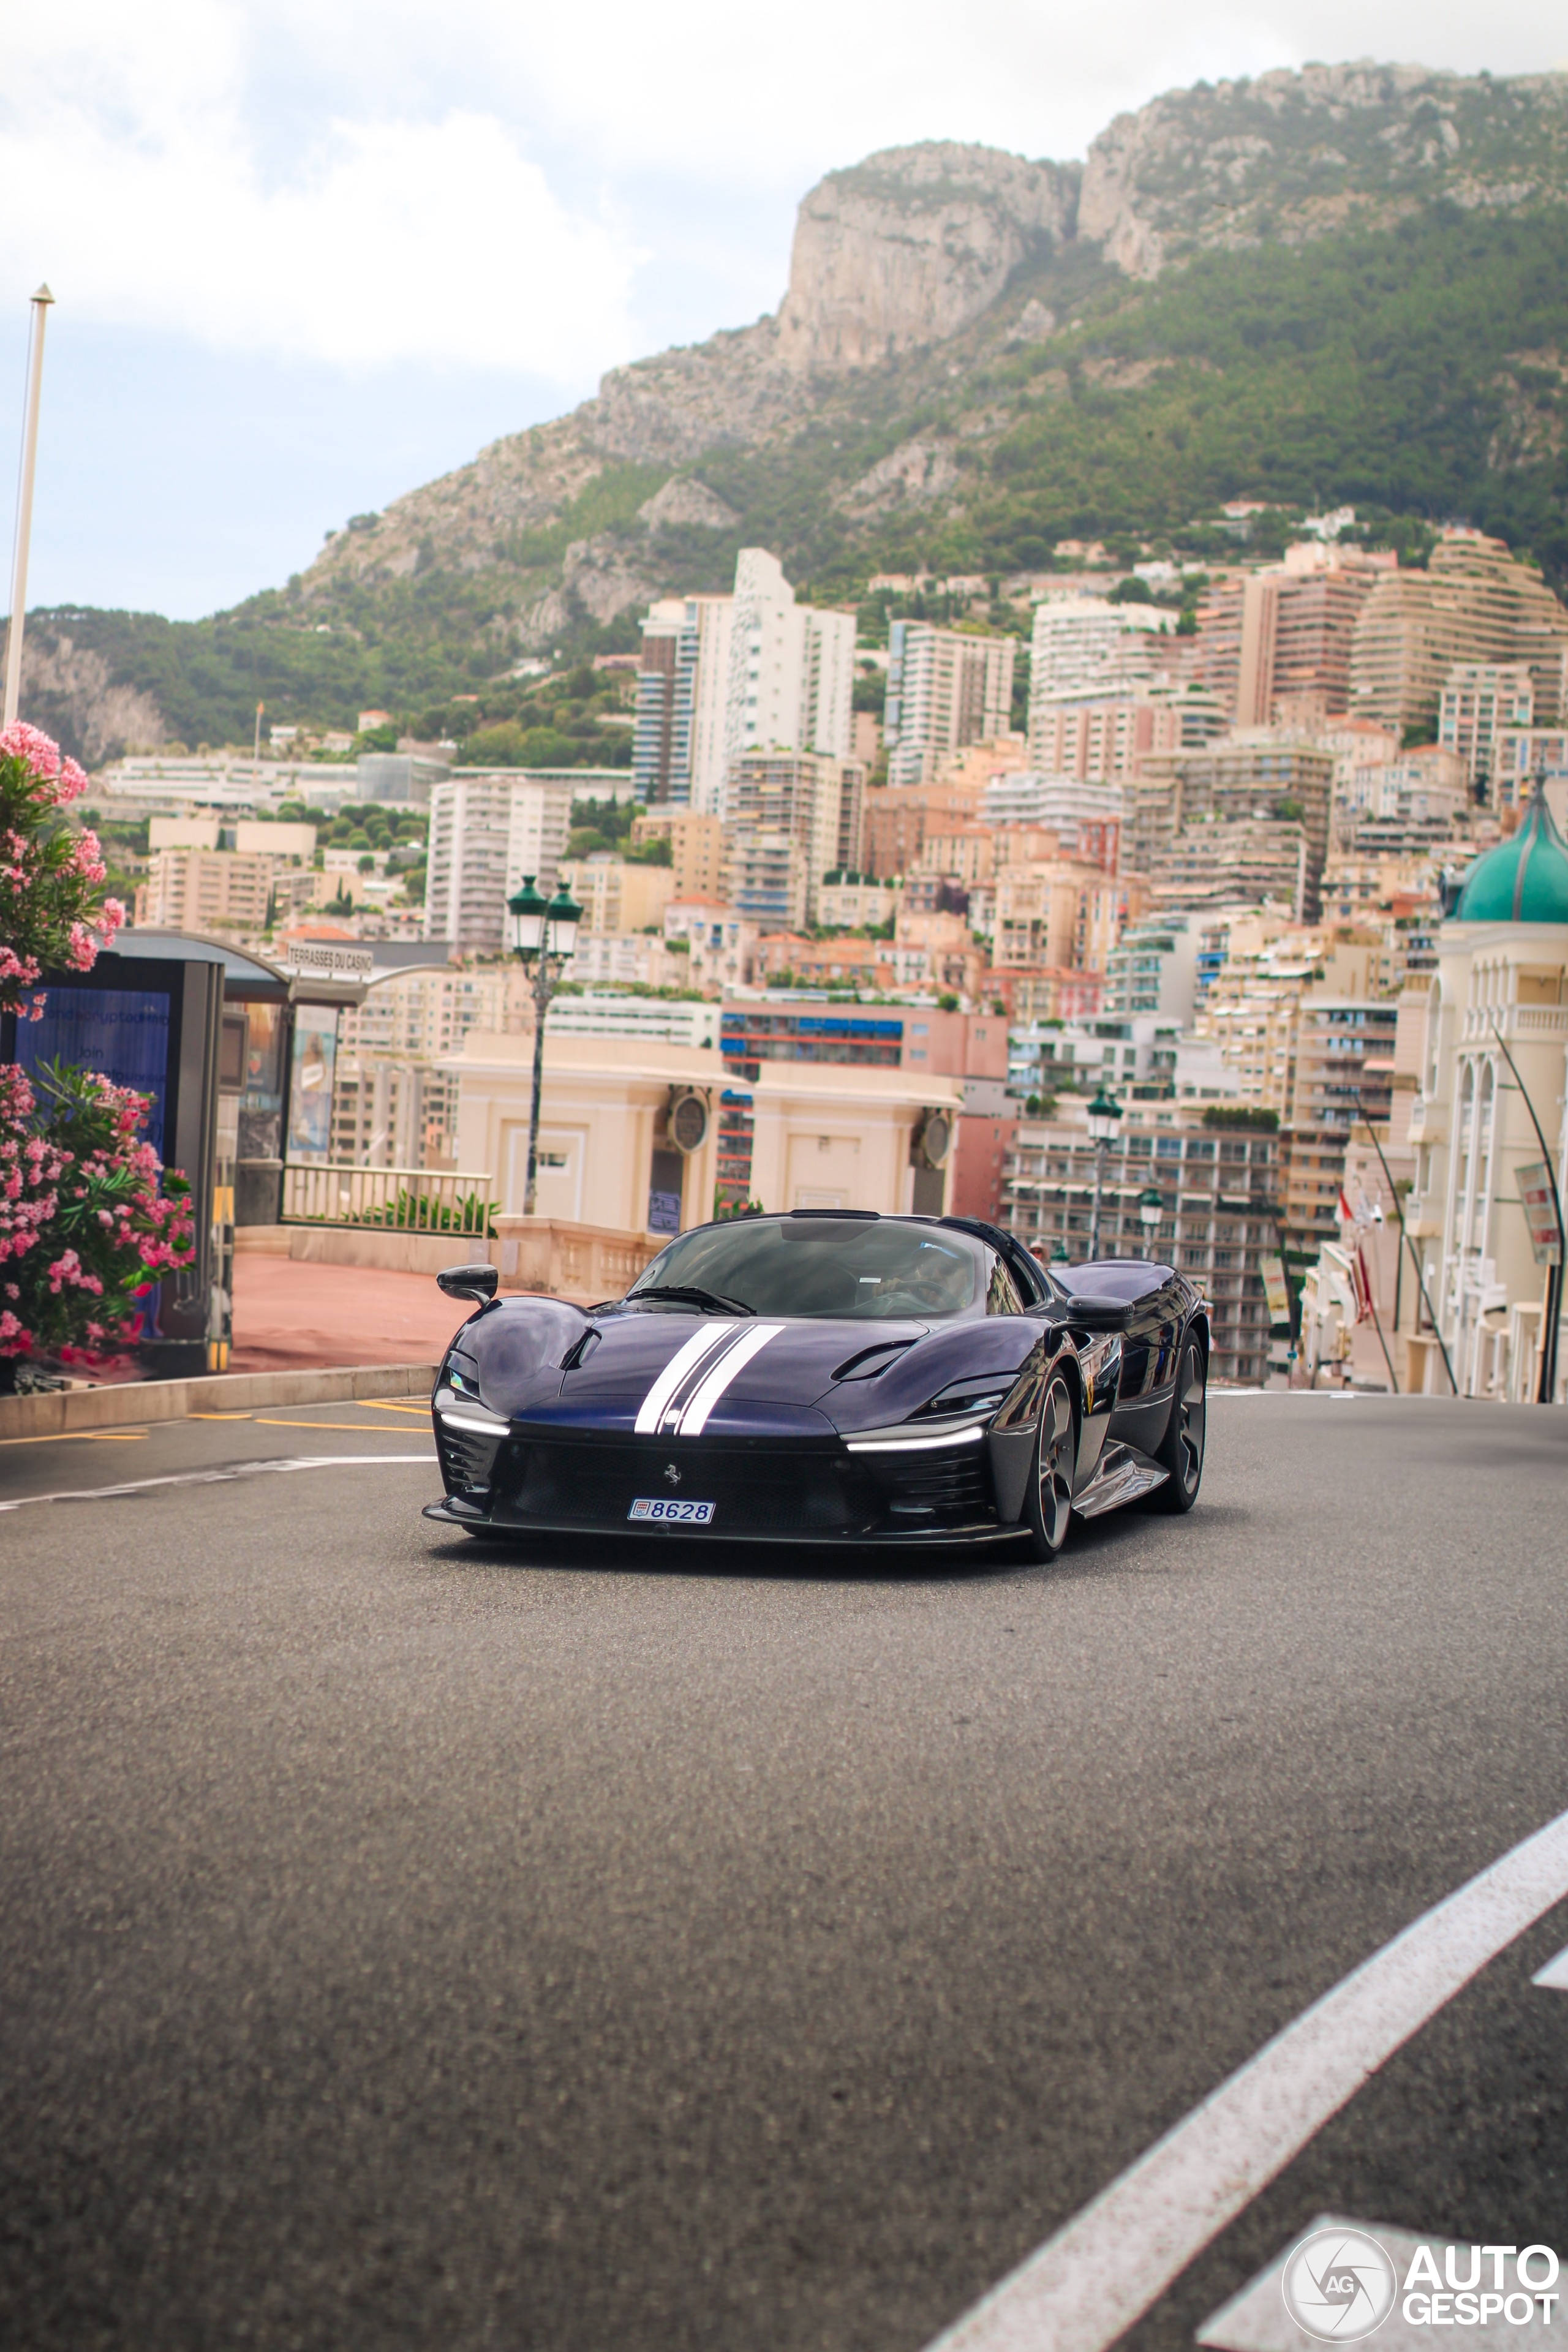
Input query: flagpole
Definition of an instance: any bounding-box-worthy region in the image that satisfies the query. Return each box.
[4,285,55,729]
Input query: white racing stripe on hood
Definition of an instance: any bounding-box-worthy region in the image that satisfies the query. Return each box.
[676,1324,788,1436]
[633,1323,734,1434]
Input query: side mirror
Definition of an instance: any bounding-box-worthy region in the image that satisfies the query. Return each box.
[437,1262,498,1305]
[1066,1294,1135,1333]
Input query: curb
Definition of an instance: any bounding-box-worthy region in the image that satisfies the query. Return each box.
[0,1363,438,1442]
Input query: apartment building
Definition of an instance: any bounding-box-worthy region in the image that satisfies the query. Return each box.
[1196,546,1389,722]
[333,962,530,1168]
[631,549,855,812]
[136,848,275,932]
[885,622,1015,788]
[662,901,759,992]
[1101,915,1200,1023]
[1349,530,1568,736]
[720,1001,1006,1085]
[815,874,897,929]
[375,772,565,957]
[1029,693,1181,784]
[568,933,692,990]
[628,808,725,899]
[723,750,865,924]
[1290,998,1399,1133]
[1152,818,1311,921]
[1000,1101,1282,1384]
[1493,728,1568,810]
[1028,597,1171,705]
[557,854,677,936]
[861,768,1001,878]
[1437,663,1535,791]
[990,860,1131,975]
[1128,734,1334,911]
[1333,748,1469,856]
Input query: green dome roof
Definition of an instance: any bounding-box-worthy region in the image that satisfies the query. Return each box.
[1454,783,1568,924]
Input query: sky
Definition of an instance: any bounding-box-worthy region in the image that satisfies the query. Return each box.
[2,0,1566,622]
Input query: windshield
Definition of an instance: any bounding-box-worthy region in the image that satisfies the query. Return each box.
[627,1217,982,1321]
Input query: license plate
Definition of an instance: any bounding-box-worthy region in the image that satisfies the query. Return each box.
[628,1497,716,1525]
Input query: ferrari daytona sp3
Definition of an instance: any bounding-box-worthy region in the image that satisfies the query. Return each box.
[422,1210,1207,1558]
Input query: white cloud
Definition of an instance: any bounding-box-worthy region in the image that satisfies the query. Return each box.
[0,15,639,379]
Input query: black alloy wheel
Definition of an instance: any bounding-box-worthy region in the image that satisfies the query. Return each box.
[1025,1370,1076,1560]
[1150,1335,1206,1512]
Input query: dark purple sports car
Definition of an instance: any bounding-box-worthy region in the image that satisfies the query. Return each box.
[423,1210,1207,1557]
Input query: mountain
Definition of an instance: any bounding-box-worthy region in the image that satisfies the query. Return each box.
[24,59,1568,765]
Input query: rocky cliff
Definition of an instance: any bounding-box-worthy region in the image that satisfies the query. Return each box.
[775,143,1078,370]
[302,59,1568,624]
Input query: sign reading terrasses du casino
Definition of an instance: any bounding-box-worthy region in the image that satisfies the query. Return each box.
[284,941,374,983]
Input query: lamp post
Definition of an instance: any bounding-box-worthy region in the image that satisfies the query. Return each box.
[1085,1087,1123,1260]
[507,875,582,1219]
[1137,1185,1163,1258]
[4,285,54,729]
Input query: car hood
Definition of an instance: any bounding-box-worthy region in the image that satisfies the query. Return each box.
[541,1311,929,1436]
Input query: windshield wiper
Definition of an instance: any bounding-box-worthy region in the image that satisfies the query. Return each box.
[628,1283,755,1316]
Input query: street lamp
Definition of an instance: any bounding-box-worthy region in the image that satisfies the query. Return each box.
[1138,1185,1163,1257]
[508,874,582,1218]
[1085,1087,1123,1260]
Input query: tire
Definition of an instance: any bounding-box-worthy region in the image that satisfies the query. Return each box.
[1024,1370,1076,1560]
[1150,1334,1206,1512]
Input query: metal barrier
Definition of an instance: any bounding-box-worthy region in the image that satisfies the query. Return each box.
[282,1164,497,1236]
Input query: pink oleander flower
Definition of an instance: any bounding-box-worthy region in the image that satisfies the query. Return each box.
[0,721,60,779]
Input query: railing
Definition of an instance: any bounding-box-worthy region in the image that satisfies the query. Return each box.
[1463,1005,1568,1041]
[282,1163,498,1236]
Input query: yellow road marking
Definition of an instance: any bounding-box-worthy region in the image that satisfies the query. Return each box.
[253,1417,424,1431]
[0,1427,149,1447]
[85,1431,148,1441]
[188,1411,254,1420]
[358,1399,431,1414]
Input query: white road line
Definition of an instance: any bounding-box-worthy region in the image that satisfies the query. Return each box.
[633,1325,732,1434]
[677,1322,787,1435]
[1530,1943,1568,1989]
[926,1806,1568,2352]
[0,1455,435,1512]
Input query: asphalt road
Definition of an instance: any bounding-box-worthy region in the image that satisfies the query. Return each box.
[2,1392,1568,2352]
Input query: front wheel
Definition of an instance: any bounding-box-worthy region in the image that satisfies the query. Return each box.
[1024,1370,1076,1560]
[1150,1335,1205,1512]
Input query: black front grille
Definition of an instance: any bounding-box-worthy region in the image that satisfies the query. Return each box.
[864,1448,994,1525]
[496,1435,883,1537]
[437,1424,503,1494]
[489,1431,996,1537]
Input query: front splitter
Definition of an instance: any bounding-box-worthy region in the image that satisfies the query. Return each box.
[420,1498,1027,1550]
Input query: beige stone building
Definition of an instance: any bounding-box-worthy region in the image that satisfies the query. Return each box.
[450,1031,962,1232]
[1396,796,1568,1398]
[559,854,677,936]
[629,808,726,901]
